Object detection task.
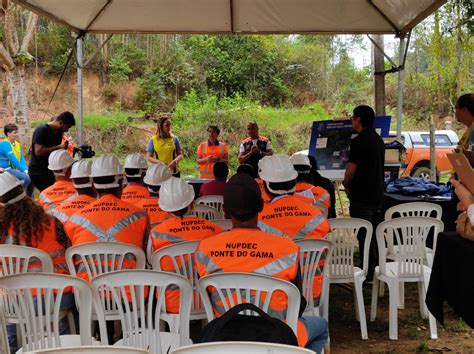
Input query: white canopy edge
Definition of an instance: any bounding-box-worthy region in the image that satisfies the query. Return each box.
[14,0,446,36]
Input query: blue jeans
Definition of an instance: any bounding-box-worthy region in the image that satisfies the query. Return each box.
[6,169,34,196]
[300,315,329,353]
[7,293,76,353]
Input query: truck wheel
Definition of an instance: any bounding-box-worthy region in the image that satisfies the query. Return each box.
[412,167,438,181]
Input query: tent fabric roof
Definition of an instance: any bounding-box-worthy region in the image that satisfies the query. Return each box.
[15,0,446,35]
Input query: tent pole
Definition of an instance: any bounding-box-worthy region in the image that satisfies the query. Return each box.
[373,35,385,116]
[396,35,405,140]
[76,36,84,145]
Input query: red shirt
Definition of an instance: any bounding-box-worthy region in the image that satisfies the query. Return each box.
[199,180,226,197]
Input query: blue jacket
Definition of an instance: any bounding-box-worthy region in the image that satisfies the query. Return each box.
[0,140,28,172]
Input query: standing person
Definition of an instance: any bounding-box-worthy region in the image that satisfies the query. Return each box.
[195,174,330,353]
[122,153,149,202]
[196,124,228,179]
[29,111,75,191]
[199,161,229,197]
[51,160,97,225]
[146,115,183,177]
[238,121,273,172]
[455,93,474,166]
[38,150,77,212]
[343,105,385,279]
[0,173,72,352]
[0,123,33,196]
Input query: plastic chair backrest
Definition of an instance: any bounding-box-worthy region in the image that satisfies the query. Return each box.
[384,202,442,220]
[151,241,203,314]
[170,341,314,353]
[197,272,300,335]
[210,219,232,231]
[91,270,192,353]
[326,218,373,278]
[295,239,332,310]
[0,273,92,352]
[66,242,146,316]
[313,203,328,218]
[376,217,444,278]
[29,346,149,353]
[195,195,224,214]
[0,245,54,320]
[189,205,221,221]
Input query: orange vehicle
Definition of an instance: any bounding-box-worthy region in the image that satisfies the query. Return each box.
[390,130,459,179]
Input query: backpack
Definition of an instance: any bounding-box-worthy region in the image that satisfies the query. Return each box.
[199,302,298,346]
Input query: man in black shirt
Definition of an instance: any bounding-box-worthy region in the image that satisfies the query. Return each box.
[343,105,385,278]
[29,112,75,191]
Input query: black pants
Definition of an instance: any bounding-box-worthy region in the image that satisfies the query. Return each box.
[29,171,55,192]
[349,202,383,279]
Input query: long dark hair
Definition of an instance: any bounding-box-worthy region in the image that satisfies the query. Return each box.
[0,186,51,246]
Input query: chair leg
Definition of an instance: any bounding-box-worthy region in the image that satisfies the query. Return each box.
[387,280,399,340]
[418,281,428,319]
[422,272,438,339]
[398,282,405,310]
[379,281,385,297]
[67,310,76,335]
[353,284,360,322]
[354,276,368,340]
[370,274,379,322]
[322,282,330,321]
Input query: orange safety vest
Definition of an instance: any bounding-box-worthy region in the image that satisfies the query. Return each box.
[150,216,223,313]
[121,183,149,202]
[64,194,148,282]
[50,194,96,224]
[38,180,77,211]
[296,182,331,209]
[258,195,330,241]
[197,141,228,179]
[195,228,308,347]
[132,197,170,228]
[4,220,69,276]
[257,179,313,206]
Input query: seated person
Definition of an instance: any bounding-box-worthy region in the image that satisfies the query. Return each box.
[122,153,149,202]
[308,155,336,218]
[199,161,228,197]
[195,173,329,353]
[0,172,73,352]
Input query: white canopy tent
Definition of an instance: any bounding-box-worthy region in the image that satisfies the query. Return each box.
[13,0,447,145]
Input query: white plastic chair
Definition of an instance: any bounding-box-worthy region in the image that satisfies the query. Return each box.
[0,273,93,353]
[66,242,146,321]
[370,217,441,340]
[210,219,232,231]
[151,241,205,331]
[313,202,329,218]
[325,218,372,340]
[197,272,300,336]
[384,202,443,268]
[170,341,314,353]
[91,270,192,354]
[295,239,332,319]
[28,346,149,353]
[0,311,8,354]
[188,205,221,221]
[0,245,77,340]
[195,195,224,215]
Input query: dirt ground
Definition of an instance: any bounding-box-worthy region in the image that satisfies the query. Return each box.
[328,283,474,353]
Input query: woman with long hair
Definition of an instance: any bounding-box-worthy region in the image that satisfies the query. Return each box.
[146,114,183,177]
[0,172,73,353]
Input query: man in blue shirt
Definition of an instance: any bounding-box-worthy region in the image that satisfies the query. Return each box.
[0,123,33,196]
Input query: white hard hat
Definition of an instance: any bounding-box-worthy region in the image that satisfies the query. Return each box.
[258,155,298,195]
[290,153,311,167]
[70,160,93,188]
[0,172,26,204]
[158,177,195,212]
[90,155,123,189]
[124,153,148,177]
[48,150,75,175]
[143,162,172,187]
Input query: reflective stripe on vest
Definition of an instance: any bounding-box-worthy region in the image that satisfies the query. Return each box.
[199,142,225,178]
[150,231,186,243]
[257,222,289,238]
[41,192,78,211]
[50,209,70,223]
[195,250,222,274]
[293,214,327,241]
[68,210,146,242]
[253,251,298,277]
[297,189,314,202]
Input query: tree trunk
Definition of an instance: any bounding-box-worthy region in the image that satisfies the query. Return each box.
[8,65,30,149]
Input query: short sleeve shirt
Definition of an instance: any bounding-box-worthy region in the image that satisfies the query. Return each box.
[239,139,273,153]
[348,128,385,207]
[146,136,182,157]
[29,124,62,174]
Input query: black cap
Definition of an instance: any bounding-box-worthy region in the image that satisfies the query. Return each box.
[224,173,263,220]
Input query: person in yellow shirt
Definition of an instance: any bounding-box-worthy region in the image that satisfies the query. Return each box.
[146,114,183,177]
